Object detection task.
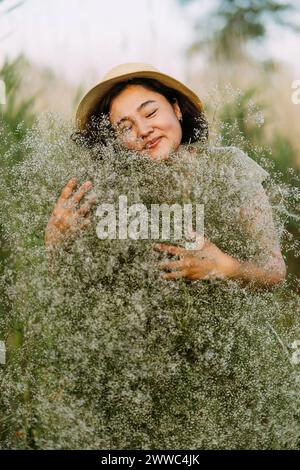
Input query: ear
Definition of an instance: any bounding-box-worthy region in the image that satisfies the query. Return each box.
[172,98,182,120]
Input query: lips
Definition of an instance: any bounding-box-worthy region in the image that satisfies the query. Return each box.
[145,137,162,149]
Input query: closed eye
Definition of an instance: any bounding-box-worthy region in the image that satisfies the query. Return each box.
[147,110,157,117]
[119,110,158,134]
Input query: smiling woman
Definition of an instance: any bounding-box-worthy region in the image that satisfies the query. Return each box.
[108,84,183,161]
[59,62,287,288]
[71,64,209,151]
[110,85,182,159]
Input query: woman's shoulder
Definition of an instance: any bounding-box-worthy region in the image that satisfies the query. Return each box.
[190,143,270,184]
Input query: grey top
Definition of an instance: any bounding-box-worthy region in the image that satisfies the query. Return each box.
[209,145,269,183]
[185,144,279,266]
[188,143,270,186]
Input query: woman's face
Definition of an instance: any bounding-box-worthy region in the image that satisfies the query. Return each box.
[109,84,183,160]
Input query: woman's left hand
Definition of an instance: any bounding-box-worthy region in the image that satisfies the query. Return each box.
[153,231,240,281]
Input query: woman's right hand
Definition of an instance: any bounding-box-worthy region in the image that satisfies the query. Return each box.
[45,177,98,251]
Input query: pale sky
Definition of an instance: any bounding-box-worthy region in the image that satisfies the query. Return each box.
[1,0,300,88]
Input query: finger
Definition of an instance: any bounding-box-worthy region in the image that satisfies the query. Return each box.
[77,204,91,218]
[79,219,92,230]
[69,217,92,234]
[77,195,98,217]
[187,267,210,280]
[72,180,93,204]
[153,243,187,257]
[57,177,77,205]
[157,259,190,270]
[163,266,211,281]
[76,200,96,217]
[87,194,98,205]
[162,269,188,280]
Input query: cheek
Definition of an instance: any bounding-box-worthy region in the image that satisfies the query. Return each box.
[161,117,182,146]
[121,137,138,150]
[160,113,181,133]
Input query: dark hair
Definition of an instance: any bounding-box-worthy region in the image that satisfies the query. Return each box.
[70,77,209,150]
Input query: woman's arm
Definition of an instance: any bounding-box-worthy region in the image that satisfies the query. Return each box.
[154,183,286,289]
[154,238,286,289]
[228,181,286,288]
[226,255,286,288]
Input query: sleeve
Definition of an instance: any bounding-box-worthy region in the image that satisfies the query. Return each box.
[231,159,285,273]
[217,147,284,272]
[238,185,283,263]
[227,146,270,185]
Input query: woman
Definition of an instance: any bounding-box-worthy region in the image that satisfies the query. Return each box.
[6,64,299,450]
[45,62,286,288]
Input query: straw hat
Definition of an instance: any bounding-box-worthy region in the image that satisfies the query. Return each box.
[75,62,204,131]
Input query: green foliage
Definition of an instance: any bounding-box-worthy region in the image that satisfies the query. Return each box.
[0,55,37,162]
[218,87,265,154]
[0,54,38,334]
[271,133,297,172]
[177,0,300,60]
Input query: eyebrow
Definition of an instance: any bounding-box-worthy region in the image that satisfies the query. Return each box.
[115,100,157,126]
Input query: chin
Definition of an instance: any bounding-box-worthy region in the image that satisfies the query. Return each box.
[141,139,176,161]
[150,143,174,161]
[142,147,169,161]
[149,151,170,161]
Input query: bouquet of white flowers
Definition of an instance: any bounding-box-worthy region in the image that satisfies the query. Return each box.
[1,114,300,449]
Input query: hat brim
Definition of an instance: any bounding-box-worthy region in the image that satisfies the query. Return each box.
[75,70,204,131]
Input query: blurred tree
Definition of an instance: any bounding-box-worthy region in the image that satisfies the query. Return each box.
[0,0,25,41]
[177,0,300,61]
[0,55,37,161]
[0,0,24,12]
[0,0,35,328]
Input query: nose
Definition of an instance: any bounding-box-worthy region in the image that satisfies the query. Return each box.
[136,120,154,141]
